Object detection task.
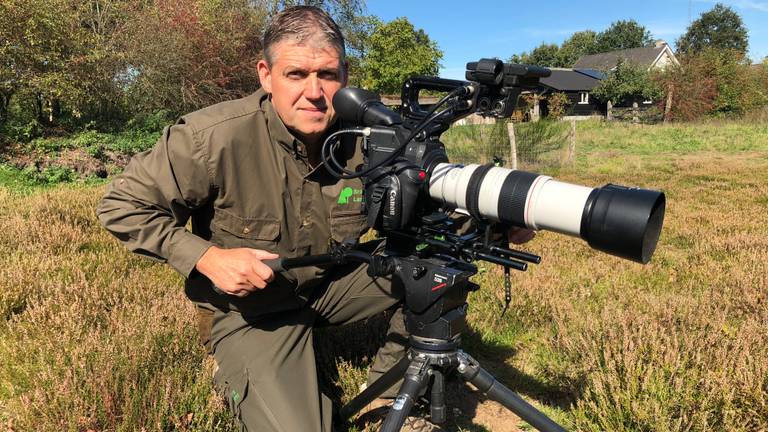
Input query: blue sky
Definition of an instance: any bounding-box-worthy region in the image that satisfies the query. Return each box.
[366,0,768,79]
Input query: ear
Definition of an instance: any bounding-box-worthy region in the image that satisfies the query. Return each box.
[257,59,273,93]
[341,59,349,87]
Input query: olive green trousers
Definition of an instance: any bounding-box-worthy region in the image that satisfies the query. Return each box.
[199,261,406,432]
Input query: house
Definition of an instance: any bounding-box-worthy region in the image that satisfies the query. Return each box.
[568,40,679,110]
[573,40,679,71]
[537,68,606,117]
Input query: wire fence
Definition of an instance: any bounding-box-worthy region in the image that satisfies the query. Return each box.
[441,117,577,173]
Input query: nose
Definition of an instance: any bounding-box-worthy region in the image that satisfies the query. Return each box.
[304,75,323,100]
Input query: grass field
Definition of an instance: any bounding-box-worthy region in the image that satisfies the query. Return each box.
[1,119,767,431]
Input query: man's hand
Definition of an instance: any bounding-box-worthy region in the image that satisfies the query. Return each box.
[195,246,279,297]
[507,226,536,245]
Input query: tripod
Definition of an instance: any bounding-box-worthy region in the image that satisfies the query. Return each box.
[266,238,567,432]
[338,254,565,432]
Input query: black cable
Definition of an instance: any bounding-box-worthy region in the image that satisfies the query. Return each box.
[320,128,367,178]
[328,107,456,180]
[321,86,470,180]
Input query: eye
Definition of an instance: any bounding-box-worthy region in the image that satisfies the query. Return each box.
[287,70,307,79]
[319,71,339,81]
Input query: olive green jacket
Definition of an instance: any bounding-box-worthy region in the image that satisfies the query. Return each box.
[97,89,369,316]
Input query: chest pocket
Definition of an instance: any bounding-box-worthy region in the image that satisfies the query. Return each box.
[211,208,281,252]
[330,208,369,244]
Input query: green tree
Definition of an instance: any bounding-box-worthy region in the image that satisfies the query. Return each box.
[594,20,653,53]
[676,3,748,55]
[558,30,598,66]
[526,43,562,67]
[360,17,442,94]
[119,0,266,115]
[591,59,662,105]
[0,0,128,128]
[510,43,561,67]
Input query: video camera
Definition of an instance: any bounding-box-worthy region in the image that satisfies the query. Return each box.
[322,58,665,265]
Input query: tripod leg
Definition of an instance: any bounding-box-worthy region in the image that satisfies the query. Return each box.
[380,356,432,432]
[456,352,567,432]
[429,369,446,424]
[340,355,411,420]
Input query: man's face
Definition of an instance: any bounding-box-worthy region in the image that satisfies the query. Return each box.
[257,41,347,145]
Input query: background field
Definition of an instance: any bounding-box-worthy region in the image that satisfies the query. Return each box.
[1,119,766,431]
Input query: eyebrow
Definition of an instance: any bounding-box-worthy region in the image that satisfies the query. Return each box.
[284,66,340,74]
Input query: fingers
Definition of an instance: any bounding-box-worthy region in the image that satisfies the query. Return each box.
[249,249,278,284]
[201,248,280,297]
[251,249,280,260]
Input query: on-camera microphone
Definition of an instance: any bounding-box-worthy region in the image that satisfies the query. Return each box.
[333,88,402,126]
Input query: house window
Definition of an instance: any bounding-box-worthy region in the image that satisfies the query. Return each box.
[579,92,589,104]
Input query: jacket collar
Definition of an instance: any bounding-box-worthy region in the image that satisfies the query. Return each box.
[256,88,310,160]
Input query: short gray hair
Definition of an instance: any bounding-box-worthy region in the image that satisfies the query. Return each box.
[262,6,346,65]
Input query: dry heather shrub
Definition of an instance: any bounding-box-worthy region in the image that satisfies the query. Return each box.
[550,155,765,430]
[462,151,768,431]
[0,186,234,431]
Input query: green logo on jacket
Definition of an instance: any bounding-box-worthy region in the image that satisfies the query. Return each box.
[338,187,363,204]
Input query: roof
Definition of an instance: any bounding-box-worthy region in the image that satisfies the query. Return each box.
[573,45,669,71]
[574,68,607,80]
[539,68,602,92]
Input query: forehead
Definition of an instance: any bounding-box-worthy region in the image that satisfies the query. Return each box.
[270,40,343,69]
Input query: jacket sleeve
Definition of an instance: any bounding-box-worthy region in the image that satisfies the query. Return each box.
[96,120,214,277]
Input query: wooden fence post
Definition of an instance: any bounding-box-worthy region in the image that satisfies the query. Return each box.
[664,84,674,124]
[606,100,613,121]
[632,101,639,124]
[507,121,517,170]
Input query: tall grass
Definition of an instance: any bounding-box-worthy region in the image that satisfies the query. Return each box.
[0,186,234,431]
[1,119,767,431]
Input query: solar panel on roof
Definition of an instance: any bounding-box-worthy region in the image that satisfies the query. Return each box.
[574,68,607,80]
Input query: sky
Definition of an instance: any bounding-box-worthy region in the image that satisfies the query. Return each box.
[366,0,768,80]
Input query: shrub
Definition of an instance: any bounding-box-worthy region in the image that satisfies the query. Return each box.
[547,92,571,119]
[21,165,77,184]
[658,49,767,121]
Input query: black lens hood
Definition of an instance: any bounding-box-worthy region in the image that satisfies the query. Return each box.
[580,185,666,264]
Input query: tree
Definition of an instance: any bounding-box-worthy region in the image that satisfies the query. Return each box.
[0,0,138,130]
[676,3,748,55]
[591,59,662,106]
[527,43,562,67]
[360,17,442,95]
[594,20,653,53]
[120,0,266,115]
[558,30,598,66]
[510,43,562,67]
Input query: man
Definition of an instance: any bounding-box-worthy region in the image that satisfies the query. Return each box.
[98,6,533,431]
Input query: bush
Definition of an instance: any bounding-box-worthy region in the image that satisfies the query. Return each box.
[658,49,768,121]
[126,110,175,134]
[547,92,571,119]
[22,165,77,184]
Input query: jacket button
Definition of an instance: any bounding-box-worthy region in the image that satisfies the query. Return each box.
[243,227,250,234]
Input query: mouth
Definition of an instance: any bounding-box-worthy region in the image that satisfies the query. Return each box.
[299,107,328,117]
